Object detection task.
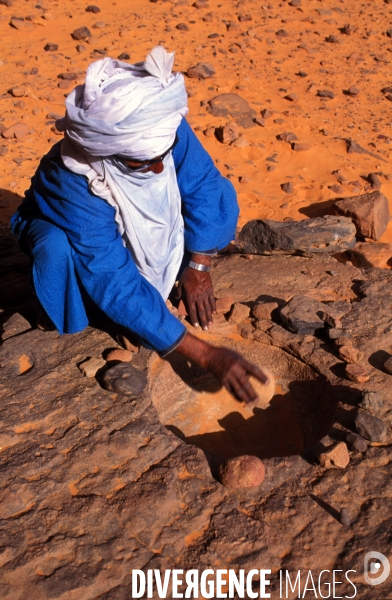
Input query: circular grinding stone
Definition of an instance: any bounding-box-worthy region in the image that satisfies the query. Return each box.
[246,368,275,408]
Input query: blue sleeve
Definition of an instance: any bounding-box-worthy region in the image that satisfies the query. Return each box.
[172,118,239,254]
[29,144,186,353]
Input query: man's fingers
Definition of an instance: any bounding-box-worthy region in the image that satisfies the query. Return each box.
[174,282,182,300]
[228,374,258,405]
[245,361,270,385]
[196,299,208,330]
[187,301,199,328]
[204,297,213,326]
[209,293,217,315]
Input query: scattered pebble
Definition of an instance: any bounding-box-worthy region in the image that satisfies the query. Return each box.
[71,26,91,40]
[86,4,101,12]
[78,357,106,378]
[281,182,294,194]
[346,432,368,453]
[338,345,361,364]
[359,390,383,412]
[291,142,310,151]
[355,412,388,442]
[345,364,370,383]
[340,508,351,526]
[2,123,30,139]
[252,302,278,320]
[317,90,335,99]
[215,296,234,314]
[44,43,59,51]
[187,62,215,79]
[106,349,133,363]
[383,356,392,374]
[219,455,265,488]
[319,441,350,469]
[228,302,250,324]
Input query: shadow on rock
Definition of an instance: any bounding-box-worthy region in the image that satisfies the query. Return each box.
[165,378,338,462]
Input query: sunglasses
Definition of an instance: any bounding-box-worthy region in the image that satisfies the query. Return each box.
[117,135,178,172]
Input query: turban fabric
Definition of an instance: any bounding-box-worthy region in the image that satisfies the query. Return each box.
[59,47,189,299]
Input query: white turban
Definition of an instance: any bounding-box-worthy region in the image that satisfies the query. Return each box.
[59,47,188,300]
[62,46,188,159]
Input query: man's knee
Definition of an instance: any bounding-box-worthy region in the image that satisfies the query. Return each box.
[27,220,72,265]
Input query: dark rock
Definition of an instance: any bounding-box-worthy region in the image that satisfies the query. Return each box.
[387,29,392,38]
[341,23,354,35]
[340,508,351,526]
[384,356,392,374]
[238,216,356,256]
[117,52,130,60]
[355,412,388,442]
[281,182,294,194]
[238,14,252,22]
[187,62,215,79]
[71,26,91,40]
[280,295,326,335]
[346,86,360,96]
[326,35,339,43]
[76,44,86,52]
[57,72,79,80]
[253,117,265,127]
[331,190,389,241]
[329,184,344,194]
[44,43,58,51]
[0,145,8,156]
[368,173,381,189]
[219,455,265,488]
[208,93,256,128]
[290,0,301,6]
[317,90,335,99]
[346,432,368,453]
[291,142,311,151]
[359,390,383,412]
[261,109,273,119]
[101,363,147,397]
[2,313,31,340]
[276,29,289,37]
[297,70,307,77]
[346,139,388,162]
[176,23,189,31]
[215,122,239,144]
[0,0,13,5]
[86,5,101,12]
[277,131,298,142]
[284,93,298,102]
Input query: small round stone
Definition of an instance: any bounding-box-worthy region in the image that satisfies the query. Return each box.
[340,508,351,526]
[247,370,275,408]
[102,363,147,397]
[219,455,265,488]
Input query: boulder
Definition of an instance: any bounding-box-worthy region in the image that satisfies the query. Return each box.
[238,216,356,255]
[331,191,389,241]
[344,242,392,268]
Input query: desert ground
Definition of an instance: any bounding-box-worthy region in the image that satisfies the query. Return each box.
[1,0,392,598]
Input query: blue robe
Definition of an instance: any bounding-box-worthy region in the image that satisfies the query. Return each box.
[11,118,239,354]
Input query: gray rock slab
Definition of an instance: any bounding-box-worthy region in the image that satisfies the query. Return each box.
[207,93,257,128]
[238,215,356,255]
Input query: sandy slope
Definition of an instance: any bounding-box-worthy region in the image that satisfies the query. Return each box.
[1,0,392,243]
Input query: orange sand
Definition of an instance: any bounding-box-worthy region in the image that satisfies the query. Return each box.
[1,0,392,243]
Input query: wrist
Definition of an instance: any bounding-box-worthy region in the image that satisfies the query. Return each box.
[190,253,212,268]
[175,332,213,370]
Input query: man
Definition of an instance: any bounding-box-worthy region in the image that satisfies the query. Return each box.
[11,46,269,404]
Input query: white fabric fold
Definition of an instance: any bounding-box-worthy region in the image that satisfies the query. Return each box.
[60,46,188,299]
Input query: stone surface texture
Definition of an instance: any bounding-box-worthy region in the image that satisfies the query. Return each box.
[332,190,390,241]
[239,216,356,255]
[2,240,392,597]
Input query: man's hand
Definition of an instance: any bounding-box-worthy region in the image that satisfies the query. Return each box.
[174,333,270,405]
[175,254,216,330]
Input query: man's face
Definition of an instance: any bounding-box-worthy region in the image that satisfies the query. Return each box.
[117,135,178,174]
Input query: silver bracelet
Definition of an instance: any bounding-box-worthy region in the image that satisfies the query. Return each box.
[189,260,211,272]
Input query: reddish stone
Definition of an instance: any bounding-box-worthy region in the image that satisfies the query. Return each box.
[215,296,234,314]
[332,191,389,241]
[345,364,370,383]
[219,455,265,488]
[319,442,350,469]
[106,349,133,363]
